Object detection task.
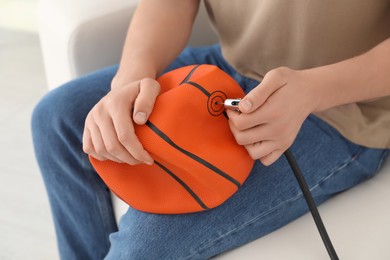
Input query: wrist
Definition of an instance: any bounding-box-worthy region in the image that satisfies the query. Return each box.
[111,64,158,90]
[298,67,331,113]
[288,68,322,115]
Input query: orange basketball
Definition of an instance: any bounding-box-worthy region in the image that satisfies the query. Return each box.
[89,64,255,214]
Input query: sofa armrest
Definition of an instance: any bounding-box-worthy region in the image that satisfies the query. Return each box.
[38,0,218,89]
[38,0,137,89]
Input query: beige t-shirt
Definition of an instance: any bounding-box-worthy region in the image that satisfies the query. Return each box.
[204,0,390,148]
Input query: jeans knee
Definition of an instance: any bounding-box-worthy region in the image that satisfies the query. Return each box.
[32,88,70,141]
[32,90,58,142]
[31,81,94,151]
[32,65,116,140]
[32,69,115,137]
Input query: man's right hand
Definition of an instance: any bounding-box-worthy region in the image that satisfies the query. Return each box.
[82,78,160,165]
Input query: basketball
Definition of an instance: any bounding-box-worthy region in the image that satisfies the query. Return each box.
[89,64,255,214]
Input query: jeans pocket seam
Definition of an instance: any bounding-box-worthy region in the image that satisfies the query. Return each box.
[309,147,363,192]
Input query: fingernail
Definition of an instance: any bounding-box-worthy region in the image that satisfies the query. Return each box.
[145,159,154,165]
[241,100,252,111]
[135,112,147,124]
[144,153,154,165]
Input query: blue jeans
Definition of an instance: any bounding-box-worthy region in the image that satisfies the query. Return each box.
[31,45,389,259]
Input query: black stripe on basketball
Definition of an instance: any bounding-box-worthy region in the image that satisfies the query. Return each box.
[180,64,202,84]
[146,120,241,188]
[186,81,211,97]
[180,66,229,119]
[154,160,209,210]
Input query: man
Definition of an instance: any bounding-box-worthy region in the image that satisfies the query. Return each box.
[32,0,390,258]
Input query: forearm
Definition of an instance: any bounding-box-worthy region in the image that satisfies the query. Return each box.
[304,38,390,112]
[112,0,200,89]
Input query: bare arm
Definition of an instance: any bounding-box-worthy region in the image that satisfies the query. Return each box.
[83,0,200,165]
[307,38,390,112]
[112,0,200,89]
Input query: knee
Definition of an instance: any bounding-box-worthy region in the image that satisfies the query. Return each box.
[32,87,72,140]
[32,89,58,132]
[31,80,94,149]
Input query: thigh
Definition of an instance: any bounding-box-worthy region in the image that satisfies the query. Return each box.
[32,65,121,259]
[105,114,387,260]
[35,65,118,133]
[41,45,228,123]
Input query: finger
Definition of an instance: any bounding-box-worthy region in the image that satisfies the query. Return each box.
[239,69,288,114]
[111,109,154,165]
[226,109,239,119]
[226,108,259,131]
[89,122,123,163]
[228,101,283,131]
[245,141,279,161]
[133,78,160,125]
[229,121,274,145]
[259,149,283,166]
[82,124,93,154]
[98,117,142,165]
[82,128,106,161]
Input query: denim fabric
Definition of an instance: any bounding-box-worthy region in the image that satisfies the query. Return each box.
[31,45,389,260]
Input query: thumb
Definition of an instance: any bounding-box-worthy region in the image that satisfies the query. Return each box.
[133,78,161,125]
[239,69,287,113]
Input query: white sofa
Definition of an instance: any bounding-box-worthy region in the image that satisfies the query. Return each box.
[38,0,390,259]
